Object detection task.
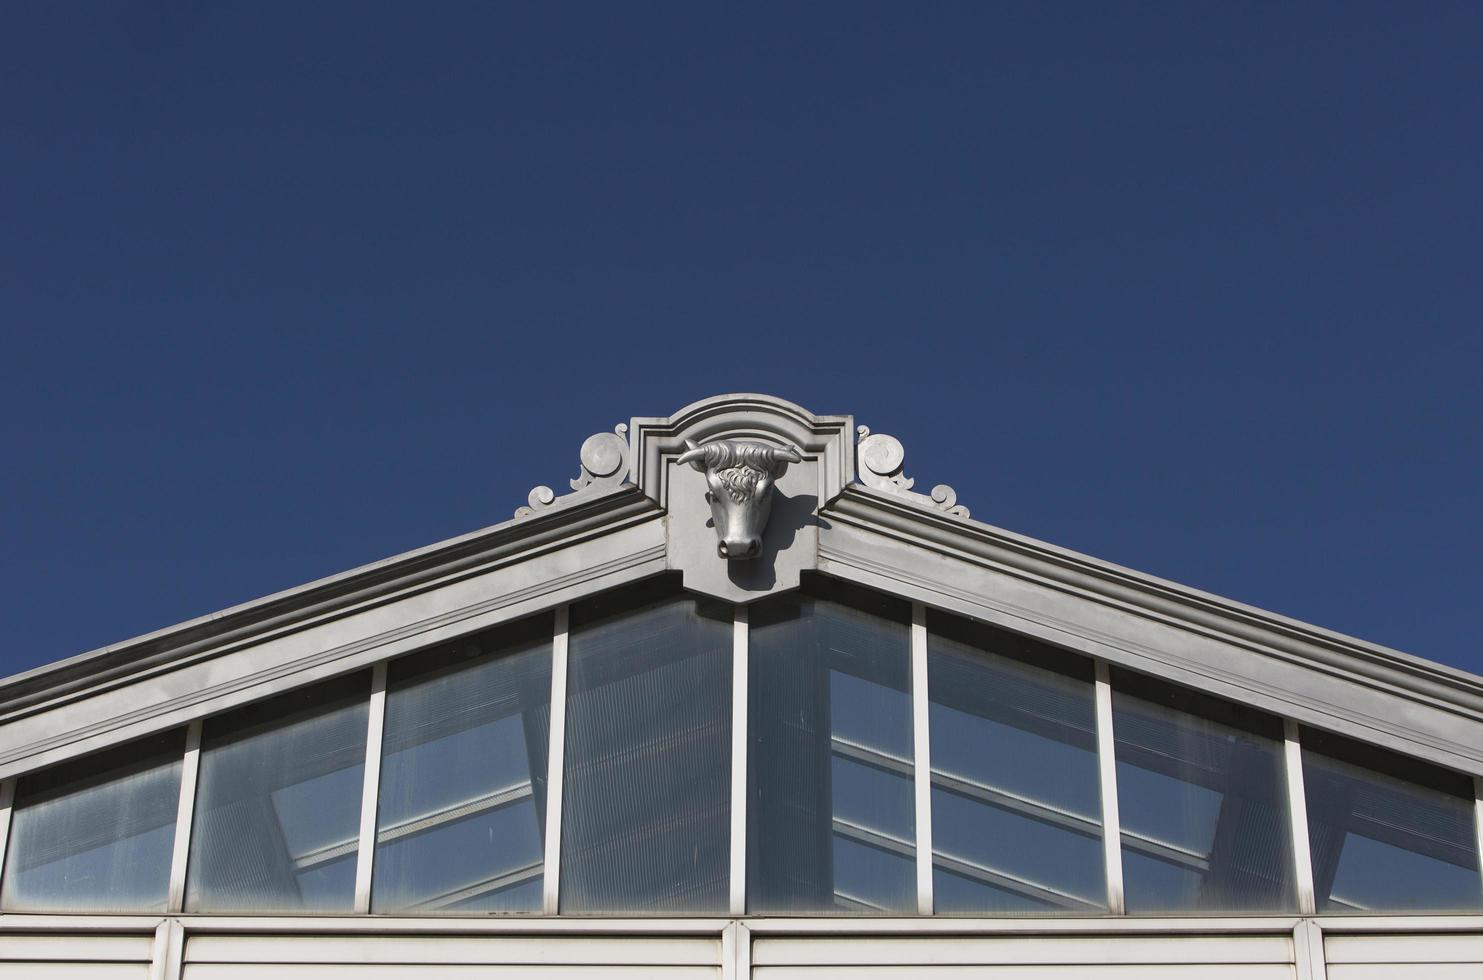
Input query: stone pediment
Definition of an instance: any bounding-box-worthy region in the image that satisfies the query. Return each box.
[513,393,967,603]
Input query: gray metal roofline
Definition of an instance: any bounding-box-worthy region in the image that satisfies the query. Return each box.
[0,486,659,711]
[825,485,1483,702]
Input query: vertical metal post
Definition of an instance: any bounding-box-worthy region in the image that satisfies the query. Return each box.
[733,921,752,980]
[729,604,750,916]
[0,777,15,892]
[148,918,172,980]
[1294,918,1328,980]
[1285,718,1318,915]
[166,719,203,913]
[542,604,570,915]
[353,661,389,913]
[910,601,934,915]
[1094,661,1125,914]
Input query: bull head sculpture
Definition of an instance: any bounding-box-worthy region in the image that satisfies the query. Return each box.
[676,438,803,560]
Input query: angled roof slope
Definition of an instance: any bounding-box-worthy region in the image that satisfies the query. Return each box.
[2,393,1479,780]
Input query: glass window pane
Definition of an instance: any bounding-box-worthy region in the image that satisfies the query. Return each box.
[927,614,1104,914]
[1303,729,1482,913]
[372,615,552,913]
[748,581,915,914]
[186,674,370,913]
[559,581,732,913]
[1112,672,1295,913]
[2,731,183,912]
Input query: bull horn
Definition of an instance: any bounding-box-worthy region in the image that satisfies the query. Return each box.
[675,438,710,471]
[762,444,802,475]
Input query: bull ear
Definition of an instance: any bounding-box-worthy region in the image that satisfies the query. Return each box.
[675,438,708,471]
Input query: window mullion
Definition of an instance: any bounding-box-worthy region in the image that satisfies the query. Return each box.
[729,604,749,916]
[910,601,933,915]
[542,604,570,915]
[166,719,202,913]
[1284,718,1318,915]
[0,777,14,895]
[352,661,388,913]
[1094,661,1125,914]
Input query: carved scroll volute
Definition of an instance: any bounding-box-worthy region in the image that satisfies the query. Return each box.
[856,426,969,519]
[515,423,631,517]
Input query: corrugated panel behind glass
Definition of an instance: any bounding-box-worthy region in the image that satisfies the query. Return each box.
[1303,728,1482,913]
[1112,671,1295,913]
[186,673,370,913]
[748,581,915,914]
[372,614,552,913]
[559,580,732,913]
[2,730,183,913]
[926,613,1105,914]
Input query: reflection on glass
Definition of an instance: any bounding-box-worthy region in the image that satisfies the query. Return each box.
[927,614,1104,914]
[186,674,369,912]
[372,615,552,913]
[1112,672,1295,913]
[559,581,732,913]
[2,731,183,912]
[1303,729,1482,912]
[748,582,915,914]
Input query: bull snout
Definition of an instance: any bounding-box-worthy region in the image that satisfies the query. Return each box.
[717,536,761,560]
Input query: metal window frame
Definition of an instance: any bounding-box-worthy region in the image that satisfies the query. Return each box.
[2,585,1475,927]
[729,604,749,916]
[0,777,13,895]
[1286,718,1319,915]
[910,601,934,915]
[352,662,388,913]
[541,604,570,915]
[1094,660,1126,914]
[165,719,202,913]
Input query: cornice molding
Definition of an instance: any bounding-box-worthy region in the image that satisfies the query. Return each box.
[820,485,1483,771]
[824,486,1483,714]
[0,487,661,719]
[4,393,1479,783]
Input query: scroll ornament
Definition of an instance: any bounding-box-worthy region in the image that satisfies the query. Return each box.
[856,426,969,519]
[514,424,631,518]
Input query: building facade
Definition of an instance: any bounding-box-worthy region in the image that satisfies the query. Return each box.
[1,393,1480,979]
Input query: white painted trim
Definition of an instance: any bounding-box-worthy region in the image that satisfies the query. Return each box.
[148,917,171,980]
[148,918,185,980]
[353,662,388,913]
[729,604,749,916]
[166,917,186,980]
[166,720,202,913]
[910,601,934,915]
[1094,661,1125,914]
[541,605,570,915]
[5,909,1483,935]
[720,921,737,980]
[734,920,752,978]
[0,777,15,891]
[1294,918,1327,980]
[1285,719,1318,915]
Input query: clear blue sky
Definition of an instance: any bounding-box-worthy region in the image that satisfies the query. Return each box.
[3,4,1479,677]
